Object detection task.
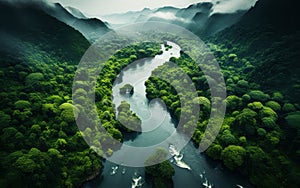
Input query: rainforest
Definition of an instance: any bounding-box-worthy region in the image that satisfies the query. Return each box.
[0,0,300,188]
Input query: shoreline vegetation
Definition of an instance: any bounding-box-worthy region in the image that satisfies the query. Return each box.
[144,44,300,186]
[119,84,134,95]
[1,0,300,186]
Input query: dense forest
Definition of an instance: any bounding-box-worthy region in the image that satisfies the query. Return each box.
[0,0,300,187]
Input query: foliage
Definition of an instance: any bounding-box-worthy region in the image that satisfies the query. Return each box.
[144,38,300,187]
[117,101,142,132]
[248,90,270,102]
[221,145,246,170]
[119,84,134,95]
[145,148,175,188]
[0,14,162,186]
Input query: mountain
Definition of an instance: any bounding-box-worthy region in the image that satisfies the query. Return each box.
[212,0,300,102]
[176,2,213,19]
[41,3,111,42]
[99,2,247,37]
[197,10,247,36]
[66,6,88,19]
[99,8,152,26]
[0,1,89,64]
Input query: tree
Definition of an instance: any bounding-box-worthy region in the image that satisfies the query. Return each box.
[206,144,223,160]
[117,101,141,132]
[145,148,175,188]
[261,117,277,129]
[282,103,296,113]
[193,96,211,118]
[271,92,284,103]
[226,95,243,112]
[59,103,79,123]
[248,101,263,111]
[25,72,44,88]
[119,84,134,95]
[259,107,278,121]
[14,100,31,110]
[248,90,270,102]
[257,128,267,137]
[235,108,257,135]
[0,111,11,127]
[220,130,238,146]
[14,155,37,174]
[265,101,281,112]
[221,145,246,170]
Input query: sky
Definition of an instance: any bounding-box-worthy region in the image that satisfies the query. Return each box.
[48,0,257,16]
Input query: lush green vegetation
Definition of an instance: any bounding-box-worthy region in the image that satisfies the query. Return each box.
[0,3,164,186]
[145,148,175,188]
[1,0,300,187]
[0,44,103,187]
[119,84,134,95]
[117,101,142,132]
[0,39,162,187]
[145,42,300,187]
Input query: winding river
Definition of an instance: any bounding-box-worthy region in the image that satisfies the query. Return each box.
[84,42,253,188]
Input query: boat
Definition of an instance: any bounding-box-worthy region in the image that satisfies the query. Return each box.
[174,154,183,161]
[131,176,142,188]
[169,144,191,170]
[110,166,119,175]
[236,185,244,188]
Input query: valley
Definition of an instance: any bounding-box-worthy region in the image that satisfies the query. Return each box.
[0,0,299,188]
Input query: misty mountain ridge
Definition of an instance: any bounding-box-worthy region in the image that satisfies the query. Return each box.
[41,3,111,42]
[0,1,90,64]
[98,1,248,36]
[65,6,88,19]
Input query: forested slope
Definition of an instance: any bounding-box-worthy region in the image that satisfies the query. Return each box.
[210,0,300,103]
[0,2,100,187]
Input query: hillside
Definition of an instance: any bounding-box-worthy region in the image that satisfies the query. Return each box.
[211,0,300,103]
[0,1,90,63]
[0,2,100,187]
[41,3,111,43]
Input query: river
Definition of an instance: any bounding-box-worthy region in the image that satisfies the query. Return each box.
[84,42,253,188]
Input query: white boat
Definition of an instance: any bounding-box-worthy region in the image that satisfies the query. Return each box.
[131,176,142,188]
[169,144,191,170]
[176,160,191,170]
[236,185,243,188]
[174,154,183,161]
[110,166,119,175]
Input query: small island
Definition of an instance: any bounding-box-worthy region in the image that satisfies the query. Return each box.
[119,84,134,95]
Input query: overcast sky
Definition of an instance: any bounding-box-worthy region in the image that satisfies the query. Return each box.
[48,0,257,16]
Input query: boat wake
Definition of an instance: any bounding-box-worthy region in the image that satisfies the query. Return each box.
[202,178,213,188]
[169,144,191,170]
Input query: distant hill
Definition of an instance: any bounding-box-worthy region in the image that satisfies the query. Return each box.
[99,2,247,37]
[41,3,111,43]
[0,1,90,64]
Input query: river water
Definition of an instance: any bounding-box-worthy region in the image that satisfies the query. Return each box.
[84,42,253,188]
